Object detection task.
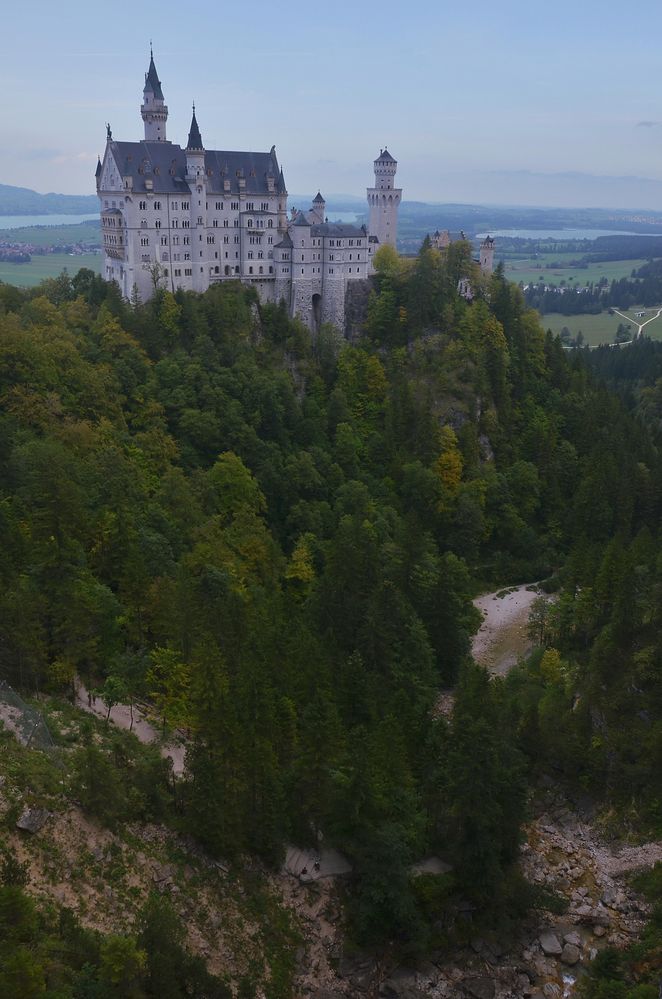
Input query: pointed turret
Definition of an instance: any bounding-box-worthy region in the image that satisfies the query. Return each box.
[185,104,206,181]
[144,49,164,100]
[141,48,169,142]
[311,191,326,222]
[186,104,203,150]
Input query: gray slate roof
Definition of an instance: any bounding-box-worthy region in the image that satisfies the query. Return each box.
[310,222,367,238]
[106,141,285,196]
[375,148,396,162]
[144,54,164,101]
[275,232,293,249]
[313,191,325,203]
[187,109,203,150]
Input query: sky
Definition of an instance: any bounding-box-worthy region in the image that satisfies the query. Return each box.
[3,0,662,209]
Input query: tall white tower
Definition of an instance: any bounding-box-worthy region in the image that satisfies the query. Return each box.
[367,148,402,247]
[141,49,168,142]
[480,236,495,275]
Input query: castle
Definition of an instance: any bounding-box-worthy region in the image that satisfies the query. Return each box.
[96,52,402,330]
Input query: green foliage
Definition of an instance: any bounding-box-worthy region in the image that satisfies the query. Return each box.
[3,260,662,954]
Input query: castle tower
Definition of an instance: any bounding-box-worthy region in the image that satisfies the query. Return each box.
[311,191,326,223]
[480,235,495,275]
[367,148,402,248]
[185,104,205,179]
[141,49,168,142]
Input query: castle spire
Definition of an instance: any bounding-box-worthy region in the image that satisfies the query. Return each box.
[141,48,168,141]
[186,103,203,150]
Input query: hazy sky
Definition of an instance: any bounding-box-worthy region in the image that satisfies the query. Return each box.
[4,0,662,209]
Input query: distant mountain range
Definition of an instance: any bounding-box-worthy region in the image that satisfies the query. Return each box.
[0,183,98,215]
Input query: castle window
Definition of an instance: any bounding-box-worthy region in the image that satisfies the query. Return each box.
[172,202,178,210]
[184,237,190,245]
[140,236,149,246]
[261,202,269,211]
[175,268,181,277]
[223,236,229,244]
[231,201,239,210]
[213,220,218,227]
[161,236,168,246]
[184,252,190,260]
[268,236,273,245]
[182,220,190,228]
[301,268,304,274]
[268,219,273,228]
[154,201,161,210]
[197,217,203,225]
[247,219,253,228]
[246,202,254,210]
[141,253,150,261]
[155,220,161,229]
[172,219,178,228]
[185,268,192,275]
[164,268,169,276]
[249,266,253,274]
[248,252,253,259]
[258,251,263,259]
[234,219,240,227]
[223,219,229,227]
[139,200,146,210]
[235,266,240,274]
[259,266,263,274]
[141,219,147,228]
[329,268,333,274]
[269,265,273,273]
[181,201,189,210]
[234,235,240,244]
[173,236,179,245]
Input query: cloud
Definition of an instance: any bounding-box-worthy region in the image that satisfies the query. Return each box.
[636,120,661,128]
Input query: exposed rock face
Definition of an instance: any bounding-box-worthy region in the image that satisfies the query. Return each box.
[560,943,580,965]
[464,976,496,999]
[538,931,563,956]
[16,807,50,833]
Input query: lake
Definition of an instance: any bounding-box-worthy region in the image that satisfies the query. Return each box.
[0,213,99,230]
[476,228,662,240]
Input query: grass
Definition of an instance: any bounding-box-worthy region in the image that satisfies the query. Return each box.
[542,306,662,347]
[505,256,646,287]
[0,252,102,287]
[0,221,100,247]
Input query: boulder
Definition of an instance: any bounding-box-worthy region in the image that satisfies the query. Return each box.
[16,807,50,834]
[561,943,580,965]
[563,932,581,947]
[593,925,606,938]
[543,985,561,998]
[464,976,496,999]
[538,931,563,956]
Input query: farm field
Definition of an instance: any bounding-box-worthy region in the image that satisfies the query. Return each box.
[542,306,662,347]
[0,221,100,247]
[505,256,646,287]
[0,252,102,287]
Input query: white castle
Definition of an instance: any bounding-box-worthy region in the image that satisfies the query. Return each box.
[96,52,402,330]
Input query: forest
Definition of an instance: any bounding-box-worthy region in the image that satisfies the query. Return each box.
[1,241,661,996]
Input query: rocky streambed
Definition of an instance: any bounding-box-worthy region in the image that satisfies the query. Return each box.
[282,584,661,998]
[284,779,658,998]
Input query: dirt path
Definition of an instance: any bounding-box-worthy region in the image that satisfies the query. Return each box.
[472,583,542,676]
[75,680,186,776]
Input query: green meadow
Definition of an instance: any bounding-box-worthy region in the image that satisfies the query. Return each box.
[542,306,662,347]
[0,252,102,287]
[505,256,646,287]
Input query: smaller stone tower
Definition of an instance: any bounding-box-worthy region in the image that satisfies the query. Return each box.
[141,49,168,142]
[367,148,402,247]
[311,191,326,223]
[185,104,205,180]
[480,236,495,275]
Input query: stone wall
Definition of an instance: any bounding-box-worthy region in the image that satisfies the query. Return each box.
[344,278,373,341]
